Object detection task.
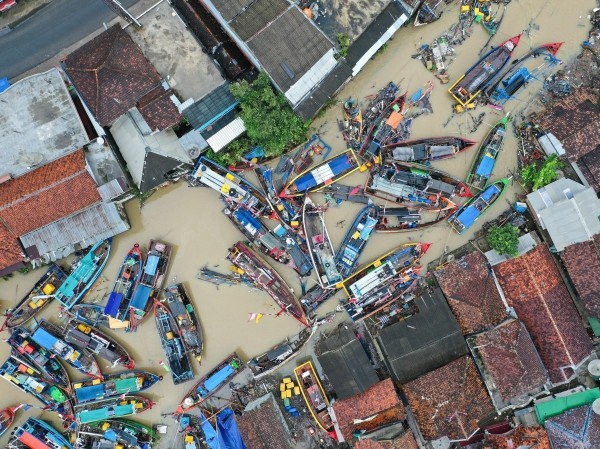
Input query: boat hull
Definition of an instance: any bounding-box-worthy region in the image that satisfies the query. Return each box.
[75,395,154,424]
[164,283,204,363]
[381,136,476,163]
[294,361,334,432]
[72,370,161,404]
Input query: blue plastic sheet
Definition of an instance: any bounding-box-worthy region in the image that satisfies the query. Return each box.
[216,408,246,449]
[144,254,160,276]
[200,411,219,449]
[104,292,123,317]
[130,284,152,310]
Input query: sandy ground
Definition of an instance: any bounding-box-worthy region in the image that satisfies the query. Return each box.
[0,0,597,447]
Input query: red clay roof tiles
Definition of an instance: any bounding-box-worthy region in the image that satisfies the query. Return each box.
[354,431,419,449]
[434,251,506,334]
[482,425,551,449]
[561,236,600,320]
[333,378,405,441]
[0,223,24,273]
[137,86,182,132]
[402,356,494,441]
[545,404,600,449]
[235,395,293,449]
[472,319,548,407]
[493,244,593,384]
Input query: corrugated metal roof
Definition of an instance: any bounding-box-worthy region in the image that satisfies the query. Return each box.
[20,203,129,262]
[206,117,246,152]
[183,84,238,131]
[98,177,128,201]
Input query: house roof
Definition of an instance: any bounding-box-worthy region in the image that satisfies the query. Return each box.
[561,236,600,320]
[183,84,238,131]
[376,288,468,383]
[402,356,494,441]
[577,144,600,192]
[0,150,101,237]
[63,25,173,127]
[534,88,600,161]
[136,86,182,132]
[0,224,24,275]
[493,243,593,384]
[316,326,378,399]
[354,431,419,449]
[482,426,551,449]
[434,251,506,334]
[545,404,600,449]
[229,0,289,41]
[470,319,549,409]
[332,378,405,441]
[140,151,189,193]
[235,393,293,449]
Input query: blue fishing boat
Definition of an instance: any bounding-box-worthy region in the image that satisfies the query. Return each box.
[0,354,74,418]
[466,116,509,191]
[154,299,195,385]
[176,353,243,413]
[255,165,300,226]
[127,240,172,331]
[75,419,156,449]
[448,178,509,234]
[72,370,161,404]
[281,149,360,197]
[69,303,110,329]
[9,417,73,449]
[103,243,144,324]
[30,319,102,379]
[163,283,204,363]
[75,395,154,424]
[335,204,379,279]
[54,239,112,310]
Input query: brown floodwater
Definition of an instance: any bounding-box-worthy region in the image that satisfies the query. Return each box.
[0,0,595,446]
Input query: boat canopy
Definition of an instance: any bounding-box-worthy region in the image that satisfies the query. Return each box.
[476,154,496,177]
[78,404,135,423]
[130,284,152,310]
[204,364,235,392]
[31,327,58,350]
[145,255,160,276]
[104,292,124,317]
[18,431,51,449]
[75,384,104,402]
[293,153,355,192]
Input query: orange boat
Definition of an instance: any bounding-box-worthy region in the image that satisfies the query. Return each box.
[0,405,17,437]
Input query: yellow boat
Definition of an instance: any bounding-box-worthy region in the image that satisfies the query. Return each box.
[294,361,335,433]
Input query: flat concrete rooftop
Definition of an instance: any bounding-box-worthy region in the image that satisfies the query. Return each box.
[128,1,225,102]
[0,68,89,178]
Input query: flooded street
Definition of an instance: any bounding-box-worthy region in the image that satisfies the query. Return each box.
[0,0,596,446]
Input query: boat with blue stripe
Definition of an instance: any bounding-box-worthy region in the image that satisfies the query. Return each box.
[466,116,509,191]
[335,204,378,279]
[9,417,73,449]
[75,395,154,424]
[54,239,111,310]
[72,370,161,404]
[448,178,509,234]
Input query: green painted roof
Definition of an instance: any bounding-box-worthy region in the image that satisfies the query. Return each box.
[535,388,600,423]
[588,317,600,337]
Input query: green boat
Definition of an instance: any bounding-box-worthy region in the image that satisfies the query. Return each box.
[75,395,154,424]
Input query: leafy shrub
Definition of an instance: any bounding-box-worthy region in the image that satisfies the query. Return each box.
[487,225,519,257]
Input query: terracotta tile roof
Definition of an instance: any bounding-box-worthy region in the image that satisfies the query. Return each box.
[63,25,166,127]
[402,356,494,441]
[0,149,101,236]
[561,236,600,320]
[0,223,24,273]
[493,244,593,384]
[533,88,600,161]
[235,394,293,449]
[482,426,551,449]
[545,405,600,449]
[136,86,182,132]
[354,431,419,449]
[434,251,506,334]
[332,378,405,441]
[577,145,600,193]
[472,319,549,407]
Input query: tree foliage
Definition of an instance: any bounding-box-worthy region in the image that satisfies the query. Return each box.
[487,225,520,257]
[520,154,563,190]
[337,33,350,58]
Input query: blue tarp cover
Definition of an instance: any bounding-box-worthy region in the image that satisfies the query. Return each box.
[104,292,124,317]
[75,384,104,402]
[475,154,495,177]
[31,327,58,350]
[204,365,234,392]
[217,408,246,449]
[144,255,160,276]
[130,284,152,310]
[235,208,262,231]
[481,183,501,202]
[293,154,354,192]
[200,411,219,449]
[243,147,265,160]
[456,204,480,229]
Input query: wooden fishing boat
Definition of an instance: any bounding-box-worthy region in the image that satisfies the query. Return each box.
[254,165,301,226]
[103,243,144,325]
[127,240,172,331]
[248,327,315,379]
[448,178,509,234]
[7,327,71,389]
[0,405,17,438]
[196,266,254,289]
[342,98,364,150]
[176,353,243,413]
[466,116,509,190]
[227,146,270,172]
[72,370,161,404]
[340,243,430,322]
[64,319,134,369]
[290,134,333,176]
[303,197,342,289]
[414,0,445,26]
[69,304,110,329]
[294,361,335,434]
[281,149,360,197]
[2,264,67,330]
[30,319,102,379]
[359,94,406,161]
[188,157,272,217]
[154,299,194,385]
[9,417,74,449]
[381,136,477,163]
[362,81,400,128]
[321,184,371,204]
[74,418,156,449]
[55,239,112,310]
[300,285,337,315]
[366,162,467,209]
[448,34,521,106]
[75,395,154,424]
[227,242,309,327]
[375,199,458,233]
[335,204,378,279]
[164,283,204,363]
[0,354,74,419]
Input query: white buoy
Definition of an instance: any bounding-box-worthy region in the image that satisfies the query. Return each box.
[592,398,600,416]
[588,359,600,381]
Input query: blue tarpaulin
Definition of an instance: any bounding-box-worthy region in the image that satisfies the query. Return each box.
[293,153,354,192]
[475,154,496,177]
[481,183,501,202]
[243,147,265,161]
[0,78,10,93]
[455,204,480,229]
[130,284,152,310]
[31,327,58,350]
[203,364,234,392]
[235,208,262,231]
[104,292,124,317]
[75,384,104,402]
[200,411,219,449]
[145,255,160,276]
[217,408,246,449]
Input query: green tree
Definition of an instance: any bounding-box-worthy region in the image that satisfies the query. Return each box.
[337,33,350,58]
[520,154,563,190]
[487,225,520,257]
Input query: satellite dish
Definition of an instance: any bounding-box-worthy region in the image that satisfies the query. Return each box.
[588,359,600,379]
[592,398,600,416]
[16,152,44,168]
[187,145,201,160]
[96,137,105,145]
